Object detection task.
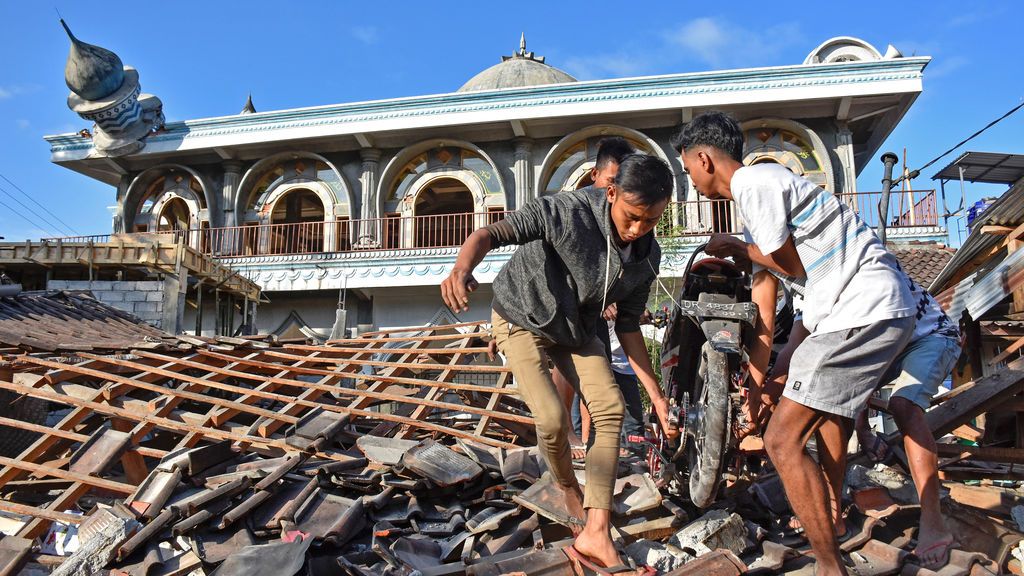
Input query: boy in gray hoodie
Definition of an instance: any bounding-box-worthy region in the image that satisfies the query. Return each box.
[441,154,677,573]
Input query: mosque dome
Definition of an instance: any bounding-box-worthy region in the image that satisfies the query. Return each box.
[458,34,576,93]
[62,19,125,101]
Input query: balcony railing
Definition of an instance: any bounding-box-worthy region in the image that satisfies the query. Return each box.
[44,190,938,259]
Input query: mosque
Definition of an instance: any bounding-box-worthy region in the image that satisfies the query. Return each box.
[46,27,944,338]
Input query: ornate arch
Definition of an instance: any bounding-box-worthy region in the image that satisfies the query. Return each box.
[536,125,676,195]
[124,164,212,231]
[235,151,353,220]
[260,181,335,224]
[740,118,836,193]
[804,36,883,64]
[146,188,203,232]
[377,139,507,217]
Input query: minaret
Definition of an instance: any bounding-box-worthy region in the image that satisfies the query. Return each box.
[240,94,256,114]
[62,20,164,157]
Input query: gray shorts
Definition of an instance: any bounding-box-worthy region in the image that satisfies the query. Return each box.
[783,316,915,419]
[882,333,961,410]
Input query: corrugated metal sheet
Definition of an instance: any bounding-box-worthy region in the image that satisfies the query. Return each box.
[930,178,1024,293]
[932,151,1024,185]
[936,247,1024,320]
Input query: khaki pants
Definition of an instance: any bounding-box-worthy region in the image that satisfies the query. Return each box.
[491,310,624,510]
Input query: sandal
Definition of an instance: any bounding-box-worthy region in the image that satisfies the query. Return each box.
[571,443,587,461]
[564,545,655,576]
[910,536,955,570]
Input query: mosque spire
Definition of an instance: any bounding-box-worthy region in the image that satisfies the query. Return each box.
[61,19,125,101]
[240,93,256,114]
[519,32,526,56]
[61,19,165,157]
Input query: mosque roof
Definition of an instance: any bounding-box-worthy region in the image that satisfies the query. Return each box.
[458,34,576,93]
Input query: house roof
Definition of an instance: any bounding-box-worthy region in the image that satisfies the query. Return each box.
[0,290,171,352]
[890,242,956,288]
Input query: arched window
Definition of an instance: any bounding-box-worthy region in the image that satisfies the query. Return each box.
[743,127,829,190]
[157,197,191,232]
[542,135,649,194]
[249,159,346,215]
[267,188,326,255]
[386,148,501,203]
[136,173,204,234]
[413,177,475,248]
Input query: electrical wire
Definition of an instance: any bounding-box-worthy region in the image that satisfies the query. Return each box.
[911,99,1024,178]
[0,195,59,237]
[0,172,79,235]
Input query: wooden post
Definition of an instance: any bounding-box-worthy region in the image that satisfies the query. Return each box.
[195,283,203,336]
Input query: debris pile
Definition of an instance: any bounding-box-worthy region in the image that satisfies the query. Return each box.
[0,312,1019,574]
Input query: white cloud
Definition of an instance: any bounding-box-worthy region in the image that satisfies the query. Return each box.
[563,54,648,81]
[0,84,39,100]
[352,26,378,45]
[666,17,803,69]
[927,55,969,80]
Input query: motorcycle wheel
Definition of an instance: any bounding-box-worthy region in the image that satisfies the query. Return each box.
[687,341,730,508]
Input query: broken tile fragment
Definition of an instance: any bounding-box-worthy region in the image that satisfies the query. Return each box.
[670,509,751,557]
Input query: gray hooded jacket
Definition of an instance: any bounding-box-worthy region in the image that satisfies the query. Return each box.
[487,187,661,348]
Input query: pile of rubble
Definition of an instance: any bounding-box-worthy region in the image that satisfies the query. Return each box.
[0,310,1019,574]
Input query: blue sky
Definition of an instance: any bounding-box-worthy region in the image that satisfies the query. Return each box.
[0,1,1020,244]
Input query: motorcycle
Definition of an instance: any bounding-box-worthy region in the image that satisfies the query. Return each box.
[655,244,759,508]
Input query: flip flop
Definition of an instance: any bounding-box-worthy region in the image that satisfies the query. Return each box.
[571,443,587,461]
[863,435,892,464]
[563,545,655,576]
[910,536,955,570]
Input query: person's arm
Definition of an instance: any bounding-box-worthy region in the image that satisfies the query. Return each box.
[706,233,805,279]
[440,196,565,312]
[440,229,491,313]
[746,269,779,433]
[617,330,678,438]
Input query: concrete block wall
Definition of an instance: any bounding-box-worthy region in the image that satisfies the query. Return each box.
[47,279,172,330]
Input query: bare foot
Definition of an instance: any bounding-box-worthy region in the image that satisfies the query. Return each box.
[557,482,586,536]
[572,524,626,571]
[914,531,954,570]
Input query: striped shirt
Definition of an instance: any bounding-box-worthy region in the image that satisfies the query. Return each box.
[733,164,913,334]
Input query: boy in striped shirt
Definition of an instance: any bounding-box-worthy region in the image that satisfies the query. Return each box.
[672,111,915,576]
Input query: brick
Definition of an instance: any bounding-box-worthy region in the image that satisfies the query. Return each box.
[146,291,164,302]
[124,292,147,302]
[110,302,134,314]
[133,302,159,313]
[94,291,124,302]
[87,281,113,291]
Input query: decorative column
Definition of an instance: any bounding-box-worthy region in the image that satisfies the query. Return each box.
[217,161,243,255]
[513,138,534,210]
[112,174,130,233]
[835,123,858,201]
[221,161,243,228]
[357,148,381,247]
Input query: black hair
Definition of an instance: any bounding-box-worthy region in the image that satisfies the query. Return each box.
[594,136,635,169]
[612,154,673,205]
[669,111,744,162]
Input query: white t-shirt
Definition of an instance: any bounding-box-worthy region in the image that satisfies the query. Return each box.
[607,321,635,375]
[732,164,913,334]
[894,262,960,341]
